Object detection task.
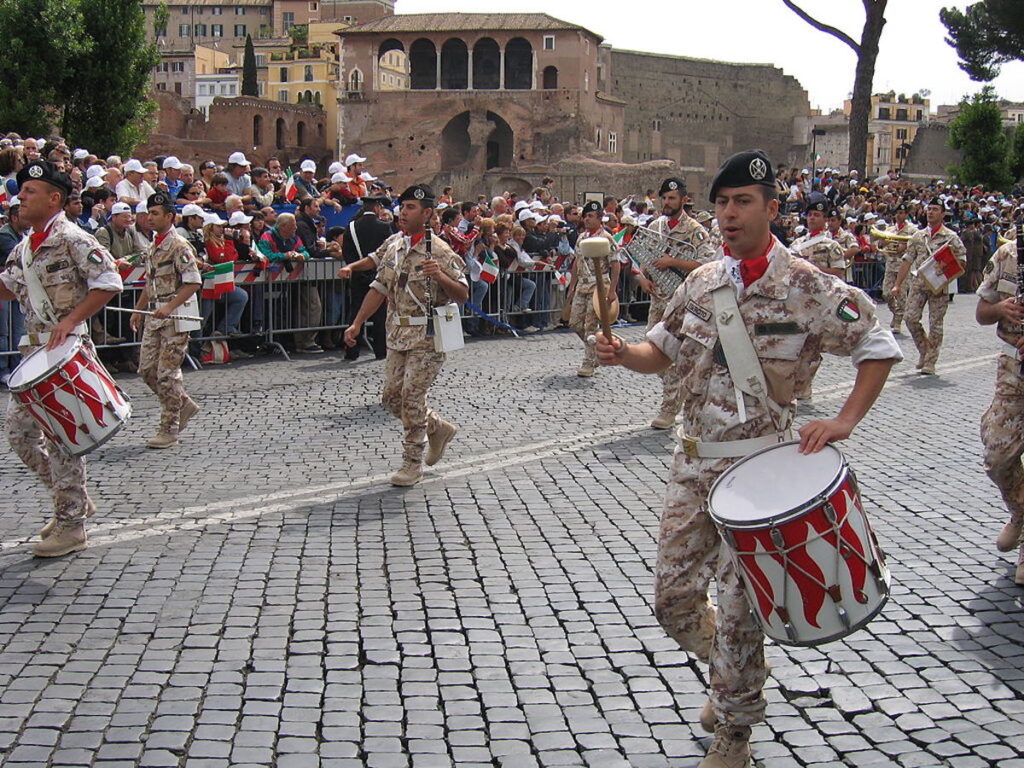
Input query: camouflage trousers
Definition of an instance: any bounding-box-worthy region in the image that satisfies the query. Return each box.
[569,288,598,369]
[655,451,768,726]
[382,347,445,464]
[138,321,190,434]
[905,282,949,368]
[7,344,89,525]
[981,355,1024,549]
[882,257,907,328]
[647,295,683,415]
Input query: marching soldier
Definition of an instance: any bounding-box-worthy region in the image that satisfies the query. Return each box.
[0,160,123,557]
[595,149,900,768]
[640,178,716,429]
[827,208,859,281]
[130,192,202,448]
[877,203,918,333]
[343,184,468,487]
[892,198,967,375]
[567,200,619,377]
[975,234,1024,585]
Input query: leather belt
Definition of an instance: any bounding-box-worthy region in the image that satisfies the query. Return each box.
[20,322,89,348]
[396,316,428,327]
[677,429,792,459]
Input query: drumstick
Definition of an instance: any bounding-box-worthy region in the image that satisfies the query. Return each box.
[103,306,204,322]
[579,236,614,341]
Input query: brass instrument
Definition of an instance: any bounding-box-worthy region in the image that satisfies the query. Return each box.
[870,228,912,242]
[623,225,697,297]
[998,226,1017,247]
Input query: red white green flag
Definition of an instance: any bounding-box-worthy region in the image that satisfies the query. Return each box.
[282,169,299,202]
[480,253,499,284]
[202,261,236,299]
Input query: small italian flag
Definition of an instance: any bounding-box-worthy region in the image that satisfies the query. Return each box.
[480,253,499,284]
[282,169,299,202]
[202,261,236,299]
[612,228,641,274]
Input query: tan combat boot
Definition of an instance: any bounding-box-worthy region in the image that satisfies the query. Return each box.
[996,513,1023,552]
[425,420,458,467]
[40,496,97,540]
[577,364,595,378]
[390,461,423,487]
[1016,558,1024,587]
[700,724,752,768]
[650,410,676,430]
[179,398,201,433]
[147,431,180,449]
[32,522,87,558]
[700,699,716,733]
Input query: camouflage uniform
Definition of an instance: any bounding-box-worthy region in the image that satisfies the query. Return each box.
[976,242,1024,564]
[371,232,466,464]
[137,229,202,435]
[0,213,122,525]
[569,228,615,370]
[878,221,918,330]
[902,224,966,369]
[829,226,859,281]
[644,214,716,418]
[647,239,900,726]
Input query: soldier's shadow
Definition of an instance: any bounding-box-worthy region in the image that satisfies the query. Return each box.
[949,571,1024,672]
[0,557,56,609]
[903,376,957,391]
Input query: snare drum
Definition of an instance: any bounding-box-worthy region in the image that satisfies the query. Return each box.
[707,441,890,647]
[7,335,131,456]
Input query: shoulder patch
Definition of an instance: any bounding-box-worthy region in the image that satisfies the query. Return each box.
[984,260,995,274]
[685,300,712,322]
[87,249,103,265]
[836,297,860,323]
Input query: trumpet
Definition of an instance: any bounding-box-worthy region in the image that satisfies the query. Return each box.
[870,228,912,242]
[998,226,1017,246]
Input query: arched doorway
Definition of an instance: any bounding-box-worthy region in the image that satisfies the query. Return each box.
[485,111,513,169]
[505,38,532,90]
[297,121,306,146]
[377,38,409,91]
[253,115,263,147]
[542,66,558,90]
[440,39,468,89]
[472,38,499,90]
[440,111,471,169]
[276,117,285,149]
[409,38,437,90]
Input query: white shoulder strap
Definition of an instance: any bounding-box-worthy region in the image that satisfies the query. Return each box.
[20,243,60,325]
[349,219,364,260]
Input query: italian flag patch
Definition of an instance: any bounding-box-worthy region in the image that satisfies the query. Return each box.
[836,298,860,322]
[87,249,103,264]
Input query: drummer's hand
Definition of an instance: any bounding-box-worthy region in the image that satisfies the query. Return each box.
[798,417,853,454]
[337,265,352,279]
[594,332,625,366]
[129,312,143,334]
[152,305,171,320]
[606,288,616,305]
[46,316,78,350]
[999,297,1024,325]
[638,276,655,295]
[343,322,361,348]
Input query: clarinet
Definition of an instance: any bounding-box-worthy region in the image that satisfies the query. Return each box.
[1017,215,1024,375]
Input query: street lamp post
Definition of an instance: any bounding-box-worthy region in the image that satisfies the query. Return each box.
[811,128,826,179]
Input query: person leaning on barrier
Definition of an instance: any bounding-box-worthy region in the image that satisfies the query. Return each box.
[176,203,207,257]
[255,212,321,354]
[199,216,249,338]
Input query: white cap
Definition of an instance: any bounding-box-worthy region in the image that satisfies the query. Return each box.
[228,210,253,225]
[518,209,538,223]
[163,156,182,170]
[344,153,367,166]
[72,148,88,160]
[864,212,877,220]
[794,225,807,235]
[86,164,104,179]
[123,159,145,174]
[800,168,809,175]
[110,202,133,215]
[135,201,148,214]
[85,176,104,189]
[513,200,529,212]
[300,159,317,173]
[436,202,449,210]
[529,201,546,210]
[181,203,205,218]
[8,196,19,208]
[547,214,564,224]
[331,172,351,184]
[328,162,344,175]
[203,212,224,226]
[228,151,249,166]
[360,171,377,182]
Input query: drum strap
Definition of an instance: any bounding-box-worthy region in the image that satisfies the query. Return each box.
[710,284,791,435]
[20,244,61,326]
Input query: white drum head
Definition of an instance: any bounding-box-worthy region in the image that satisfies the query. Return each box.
[709,441,844,524]
[8,336,82,391]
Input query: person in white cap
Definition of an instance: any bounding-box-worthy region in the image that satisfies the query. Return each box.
[132,200,153,243]
[96,202,147,264]
[115,159,155,207]
[294,159,319,199]
[328,161,344,177]
[321,172,351,210]
[161,156,184,199]
[225,152,252,199]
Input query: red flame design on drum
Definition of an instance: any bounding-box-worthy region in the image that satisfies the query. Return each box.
[730,477,869,629]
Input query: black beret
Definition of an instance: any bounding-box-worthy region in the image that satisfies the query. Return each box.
[827,208,841,219]
[398,184,434,205]
[895,203,909,213]
[804,193,830,214]
[147,191,174,210]
[581,200,602,215]
[708,149,775,203]
[659,177,686,196]
[927,197,944,208]
[17,160,72,196]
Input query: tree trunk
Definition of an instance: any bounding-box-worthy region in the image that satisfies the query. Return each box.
[848,2,887,175]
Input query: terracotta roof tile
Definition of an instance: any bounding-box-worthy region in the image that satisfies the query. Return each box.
[340,12,599,40]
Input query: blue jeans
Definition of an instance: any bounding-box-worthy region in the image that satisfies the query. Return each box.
[201,287,249,334]
[532,273,551,329]
[466,280,490,333]
[0,301,25,371]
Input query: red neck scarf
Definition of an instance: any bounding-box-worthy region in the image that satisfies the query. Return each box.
[154,229,172,249]
[808,228,825,238]
[667,218,680,230]
[725,237,774,287]
[929,224,942,237]
[409,231,425,248]
[29,222,56,252]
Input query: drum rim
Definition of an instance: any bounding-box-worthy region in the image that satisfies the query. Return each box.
[707,439,848,529]
[61,401,133,457]
[7,335,85,393]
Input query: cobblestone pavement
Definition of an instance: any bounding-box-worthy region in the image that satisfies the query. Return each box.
[0,297,1022,768]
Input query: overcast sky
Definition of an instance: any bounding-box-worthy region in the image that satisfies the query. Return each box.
[393,0,1024,113]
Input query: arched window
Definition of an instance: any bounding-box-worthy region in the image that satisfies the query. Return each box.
[276,117,285,149]
[542,66,558,90]
[297,120,306,146]
[377,39,408,91]
[409,38,437,90]
[440,39,468,89]
[304,65,313,82]
[313,91,321,105]
[504,38,532,90]
[472,38,499,90]
[349,68,362,92]
[252,114,262,147]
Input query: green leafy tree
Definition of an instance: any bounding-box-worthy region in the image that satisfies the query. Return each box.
[242,34,259,97]
[1010,123,1024,182]
[153,0,169,38]
[948,87,1013,190]
[62,0,160,156]
[0,0,90,138]
[941,0,1024,81]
